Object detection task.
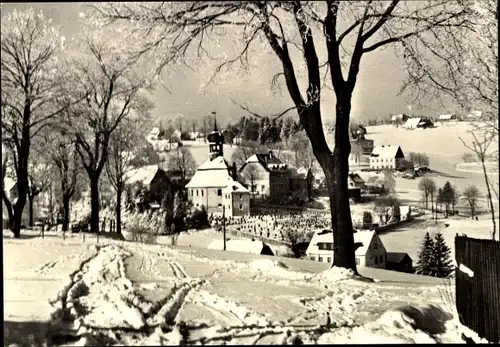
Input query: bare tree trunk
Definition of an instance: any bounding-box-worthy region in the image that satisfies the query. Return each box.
[116,187,122,235]
[28,195,34,227]
[90,175,100,233]
[62,194,71,232]
[481,159,497,239]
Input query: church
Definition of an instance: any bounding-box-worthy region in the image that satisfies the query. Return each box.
[185,126,250,217]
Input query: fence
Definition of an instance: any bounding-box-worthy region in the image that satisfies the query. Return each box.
[455,235,500,343]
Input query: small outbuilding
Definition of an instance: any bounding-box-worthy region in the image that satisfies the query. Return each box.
[386,252,413,273]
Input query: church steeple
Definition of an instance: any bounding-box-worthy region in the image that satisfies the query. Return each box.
[207,111,224,159]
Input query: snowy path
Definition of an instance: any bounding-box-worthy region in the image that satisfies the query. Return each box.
[4,237,486,345]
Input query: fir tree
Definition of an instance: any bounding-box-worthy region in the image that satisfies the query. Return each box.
[416,232,435,276]
[432,232,454,278]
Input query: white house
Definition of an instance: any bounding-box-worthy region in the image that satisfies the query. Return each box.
[306,229,387,268]
[185,129,250,216]
[348,173,365,189]
[369,144,406,170]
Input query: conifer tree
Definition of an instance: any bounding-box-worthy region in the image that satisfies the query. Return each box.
[416,232,435,276]
[432,232,454,278]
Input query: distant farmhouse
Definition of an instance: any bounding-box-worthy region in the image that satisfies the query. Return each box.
[438,114,459,122]
[386,252,413,273]
[185,128,250,217]
[467,110,483,119]
[404,117,434,129]
[369,144,406,171]
[306,229,387,268]
[391,114,409,126]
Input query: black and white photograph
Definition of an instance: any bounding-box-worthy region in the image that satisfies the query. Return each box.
[1,1,498,345]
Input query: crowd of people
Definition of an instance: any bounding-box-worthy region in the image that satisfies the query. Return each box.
[209,209,331,243]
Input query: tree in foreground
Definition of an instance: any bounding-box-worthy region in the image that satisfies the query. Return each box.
[463,185,481,218]
[106,119,147,235]
[1,9,66,237]
[63,23,156,233]
[431,232,454,278]
[91,1,471,271]
[45,129,81,232]
[416,232,435,276]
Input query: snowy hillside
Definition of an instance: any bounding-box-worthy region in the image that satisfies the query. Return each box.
[4,232,488,346]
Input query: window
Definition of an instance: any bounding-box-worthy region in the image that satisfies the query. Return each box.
[196,190,199,197]
[318,242,333,251]
[310,255,316,261]
[356,258,360,265]
[239,204,243,210]
[261,185,265,191]
[318,256,324,262]
[240,195,243,200]
[379,255,384,264]
[327,257,331,263]
[217,189,222,196]
[218,203,222,207]
[201,190,204,197]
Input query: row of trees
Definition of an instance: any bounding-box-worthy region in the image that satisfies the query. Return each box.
[407,152,430,168]
[418,177,484,218]
[1,9,163,237]
[416,232,454,278]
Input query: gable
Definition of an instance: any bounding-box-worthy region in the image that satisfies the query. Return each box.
[240,162,269,179]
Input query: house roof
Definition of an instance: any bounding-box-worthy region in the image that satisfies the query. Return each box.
[348,173,365,184]
[306,229,379,256]
[245,151,287,172]
[222,180,249,194]
[186,156,245,188]
[405,117,421,127]
[208,239,267,254]
[387,252,412,263]
[125,165,162,186]
[370,144,404,159]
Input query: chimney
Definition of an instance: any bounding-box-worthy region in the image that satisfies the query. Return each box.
[232,162,237,180]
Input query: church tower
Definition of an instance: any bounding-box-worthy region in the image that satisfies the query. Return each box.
[207,111,224,159]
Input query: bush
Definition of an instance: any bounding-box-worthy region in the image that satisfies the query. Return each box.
[185,206,210,230]
[122,210,165,244]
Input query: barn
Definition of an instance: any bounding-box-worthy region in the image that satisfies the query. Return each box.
[386,252,414,273]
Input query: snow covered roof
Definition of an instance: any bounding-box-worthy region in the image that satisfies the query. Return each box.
[186,156,239,188]
[208,239,267,255]
[348,173,365,184]
[244,151,286,172]
[150,127,160,135]
[405,117,421,127]
[125,165,161,186]
[467,110,482,118]
[306,229,381,256]
[222,180,249,194]
[370,145,404,159]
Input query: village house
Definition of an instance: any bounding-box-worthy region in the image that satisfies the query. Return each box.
[239,151,290,198]
[404,117,434,129]
[125,165,174,207]
[148,127,160,141]
[369,144,406,170]
[185,128,250,217]
[348,173,366,189]
[306,229,387,268]
[386,252,414,273]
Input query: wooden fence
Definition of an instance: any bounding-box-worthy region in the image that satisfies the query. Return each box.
[455,235,500,343]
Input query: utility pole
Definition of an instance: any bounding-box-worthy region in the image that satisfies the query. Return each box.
[223,205,226,251]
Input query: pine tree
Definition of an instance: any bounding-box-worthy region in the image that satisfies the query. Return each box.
[432,232,454,278]
[416,232,435,276]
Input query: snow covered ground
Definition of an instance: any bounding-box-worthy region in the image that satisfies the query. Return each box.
[3,229,490,346]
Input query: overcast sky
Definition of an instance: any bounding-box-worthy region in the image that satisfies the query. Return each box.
[2,2,454,128]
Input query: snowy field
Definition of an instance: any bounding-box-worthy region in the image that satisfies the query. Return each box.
[378,215,498,265]
[4,228,490,346]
